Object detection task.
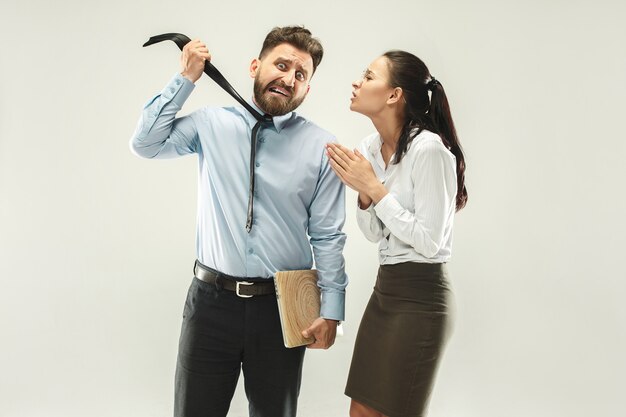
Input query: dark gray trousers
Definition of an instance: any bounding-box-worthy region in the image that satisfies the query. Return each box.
[174,276,306,417]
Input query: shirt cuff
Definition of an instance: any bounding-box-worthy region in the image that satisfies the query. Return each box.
[320,290,345,322]
[357,196,373,210]
[162,73,195,108]
[373,193,403,224]
[355,202,372,224]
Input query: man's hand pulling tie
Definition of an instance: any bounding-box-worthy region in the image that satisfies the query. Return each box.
[180,39,211,83]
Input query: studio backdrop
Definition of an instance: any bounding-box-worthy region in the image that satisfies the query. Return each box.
[1,1,625,416]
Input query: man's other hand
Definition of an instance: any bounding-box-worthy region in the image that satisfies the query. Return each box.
[302,317,338,349]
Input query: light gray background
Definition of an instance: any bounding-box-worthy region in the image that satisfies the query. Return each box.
[1,0,625,416]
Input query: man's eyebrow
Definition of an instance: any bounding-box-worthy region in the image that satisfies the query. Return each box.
[274,56,310,78]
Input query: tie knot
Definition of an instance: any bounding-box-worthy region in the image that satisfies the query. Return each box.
[258,114,273,130]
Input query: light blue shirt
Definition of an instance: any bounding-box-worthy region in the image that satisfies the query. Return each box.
[130,73,347,320]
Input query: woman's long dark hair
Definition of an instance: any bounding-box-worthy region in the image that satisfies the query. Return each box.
[383,50,468,211]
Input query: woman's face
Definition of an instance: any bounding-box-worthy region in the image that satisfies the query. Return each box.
[350,56,396,117]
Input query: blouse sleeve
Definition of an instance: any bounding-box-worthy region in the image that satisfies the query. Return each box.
[356,198,384,243]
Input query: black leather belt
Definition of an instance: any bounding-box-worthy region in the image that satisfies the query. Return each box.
[193,261,275,298]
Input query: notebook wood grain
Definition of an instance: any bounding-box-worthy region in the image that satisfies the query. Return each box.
[274,270,320,348]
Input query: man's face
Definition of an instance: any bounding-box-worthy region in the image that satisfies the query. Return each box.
[250,43,313,116]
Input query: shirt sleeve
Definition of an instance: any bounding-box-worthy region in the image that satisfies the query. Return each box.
[129,73,199,159]
[356,199,384,242]
[373,140,457,259]
[308,143,348,321]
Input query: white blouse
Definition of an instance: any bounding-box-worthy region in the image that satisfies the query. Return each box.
[356,130,458,264]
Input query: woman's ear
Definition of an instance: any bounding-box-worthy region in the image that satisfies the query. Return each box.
[387,87,403,105]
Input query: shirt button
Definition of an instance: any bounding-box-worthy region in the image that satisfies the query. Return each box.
[169,87,175,93]
[255,162,260,167]
[259,138,265,143]
[175,79,181,85]
[248,248,254,254]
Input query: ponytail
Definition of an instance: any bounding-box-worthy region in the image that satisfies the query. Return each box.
[428,80,468,211]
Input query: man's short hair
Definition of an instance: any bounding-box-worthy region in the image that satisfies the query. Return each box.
[259,26,323,74]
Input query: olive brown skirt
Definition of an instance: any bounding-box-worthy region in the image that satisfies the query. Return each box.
[345,262,454,417]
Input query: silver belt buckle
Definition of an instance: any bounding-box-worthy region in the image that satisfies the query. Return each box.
[236,281,254,298]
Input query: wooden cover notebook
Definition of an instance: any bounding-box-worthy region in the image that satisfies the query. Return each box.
[274,270,320,348]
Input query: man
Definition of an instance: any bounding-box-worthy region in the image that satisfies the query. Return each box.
[130,26,347,417]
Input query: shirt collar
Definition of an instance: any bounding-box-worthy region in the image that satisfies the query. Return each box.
[369,134,393,171]
[239,99,294,133]
[368,134,383,155]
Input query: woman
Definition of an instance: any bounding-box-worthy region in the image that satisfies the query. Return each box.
[326,50,467,417]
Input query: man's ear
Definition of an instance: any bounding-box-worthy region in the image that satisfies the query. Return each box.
[387,87,403,105]
[249,58,260,78]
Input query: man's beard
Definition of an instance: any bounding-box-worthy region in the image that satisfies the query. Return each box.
[253,77,305,116]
